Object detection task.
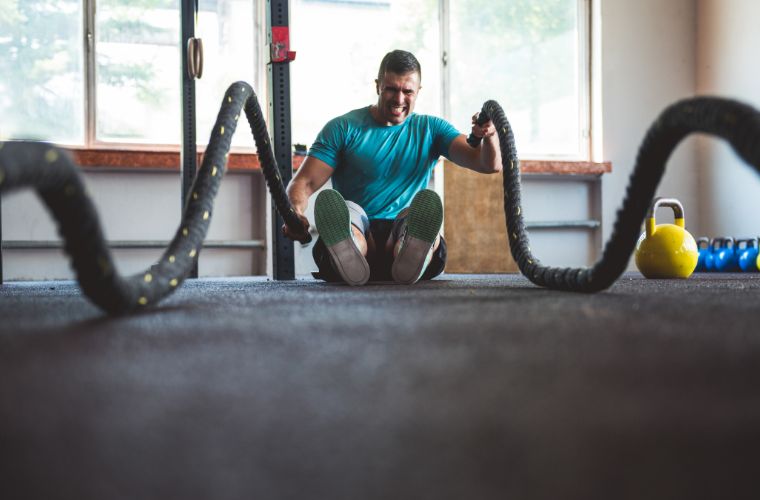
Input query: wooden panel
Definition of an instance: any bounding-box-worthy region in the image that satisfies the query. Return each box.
[66,147,306,173]
[443,160,518,273]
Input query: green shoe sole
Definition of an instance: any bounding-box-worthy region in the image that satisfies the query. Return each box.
[406,189,443,243]
[314,189,370,286]
[314,189,351,247]
[392,189,443,285]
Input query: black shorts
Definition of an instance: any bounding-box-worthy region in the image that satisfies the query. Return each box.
[312,217,447,283]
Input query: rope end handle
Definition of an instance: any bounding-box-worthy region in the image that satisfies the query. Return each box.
[467,108,491,147]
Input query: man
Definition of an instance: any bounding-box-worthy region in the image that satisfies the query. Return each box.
[283,49,502,285]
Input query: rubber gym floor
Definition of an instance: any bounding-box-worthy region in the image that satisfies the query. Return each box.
[1,272,759,499]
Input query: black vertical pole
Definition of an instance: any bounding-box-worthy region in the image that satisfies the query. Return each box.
[181,0,198,278]
[267,0,296,280]
[0,194,3,284]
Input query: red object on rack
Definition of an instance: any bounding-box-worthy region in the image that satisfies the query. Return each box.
[271,26,296,63]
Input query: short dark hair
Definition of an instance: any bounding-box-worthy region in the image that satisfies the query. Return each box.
[377,50,421,82]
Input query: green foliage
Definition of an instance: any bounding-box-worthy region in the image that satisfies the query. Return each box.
[0,0,177,142]
[449,0,579,146]
[0,0,84,140]
[460,0,575,49]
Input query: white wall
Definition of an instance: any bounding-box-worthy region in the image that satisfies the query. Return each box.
[696,0,760,238]
[1,170,266,280]
[598,0,699,264]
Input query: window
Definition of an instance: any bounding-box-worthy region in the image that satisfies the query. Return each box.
[1,0,589,159]
[1,0,258,149]
[448,0,588,159]
[291,0,589,160]
[1,1,86,143]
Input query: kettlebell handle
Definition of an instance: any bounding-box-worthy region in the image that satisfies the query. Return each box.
[646,197,686,237]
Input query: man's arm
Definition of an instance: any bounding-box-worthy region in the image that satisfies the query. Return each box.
[446,116,502,174]
[282,156,334,242]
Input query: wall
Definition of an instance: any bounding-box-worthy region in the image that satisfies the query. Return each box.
[598,0,699,266]
[696,0,760,238]
[1,170,266,280]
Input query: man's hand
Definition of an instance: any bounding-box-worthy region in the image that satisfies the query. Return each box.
[282,212,311,244]
[471,113,497,141]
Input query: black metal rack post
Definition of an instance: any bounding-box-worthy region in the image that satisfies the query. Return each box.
[181,0,199,278]
[0,194,3,284]
[267,0,296,280]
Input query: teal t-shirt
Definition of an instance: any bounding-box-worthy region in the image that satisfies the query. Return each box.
[308,106,461,219]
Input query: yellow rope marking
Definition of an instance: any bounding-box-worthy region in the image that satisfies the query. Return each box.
[228,96,232,103]
[144,273,153,283]
[516,207,521,216]
[138,296,148,306]
[512,232,517,240]
[510,159,514,170]
[169,278,178,287]
[45,149,59,163]
[234,114,239,121]
[211,166,218,176]
[182,228,189,236]
[193,192,198,200]
[169,255,175,263]
[203,211,209,220]
[220,125,225,135]
[528,259,533,265]
[189,248,197,258]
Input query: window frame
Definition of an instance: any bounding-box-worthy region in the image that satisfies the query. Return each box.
[68,0,594,168]
[75,0,265,153]
[439,0,591,162]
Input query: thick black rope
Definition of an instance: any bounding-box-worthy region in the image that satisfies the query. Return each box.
[474,96,760,291]
[0,81,308,314]
[3,90,759,313]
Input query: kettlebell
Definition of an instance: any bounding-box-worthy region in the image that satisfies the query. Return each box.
[695,237,710,272]
[706,237,725,272]
[737,238,759,272]
[635,197,698,278]
[713,236,738,272]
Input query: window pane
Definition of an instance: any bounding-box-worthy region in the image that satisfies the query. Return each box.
[0,0,84,143]
[290,0,441,147]
[449,0,583,158]
[96,0,180,144]
[195,0,257,149]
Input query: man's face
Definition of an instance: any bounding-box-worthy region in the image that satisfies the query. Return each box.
[374,71,421,126]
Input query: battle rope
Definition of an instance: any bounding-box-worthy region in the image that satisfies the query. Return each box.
[471,96,760,291]
[2,87,759,313]
[0,81,308,314]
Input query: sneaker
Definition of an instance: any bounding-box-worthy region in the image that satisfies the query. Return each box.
[314,189,370,286]
[391,189,443,285]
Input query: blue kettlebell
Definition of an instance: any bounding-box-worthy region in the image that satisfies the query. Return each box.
[704,237,722,272]
[714,236,738,272]
[695,237,710,272]
[737,238,759,272]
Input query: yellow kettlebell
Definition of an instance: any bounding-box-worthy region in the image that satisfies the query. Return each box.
[635,197,699,278]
